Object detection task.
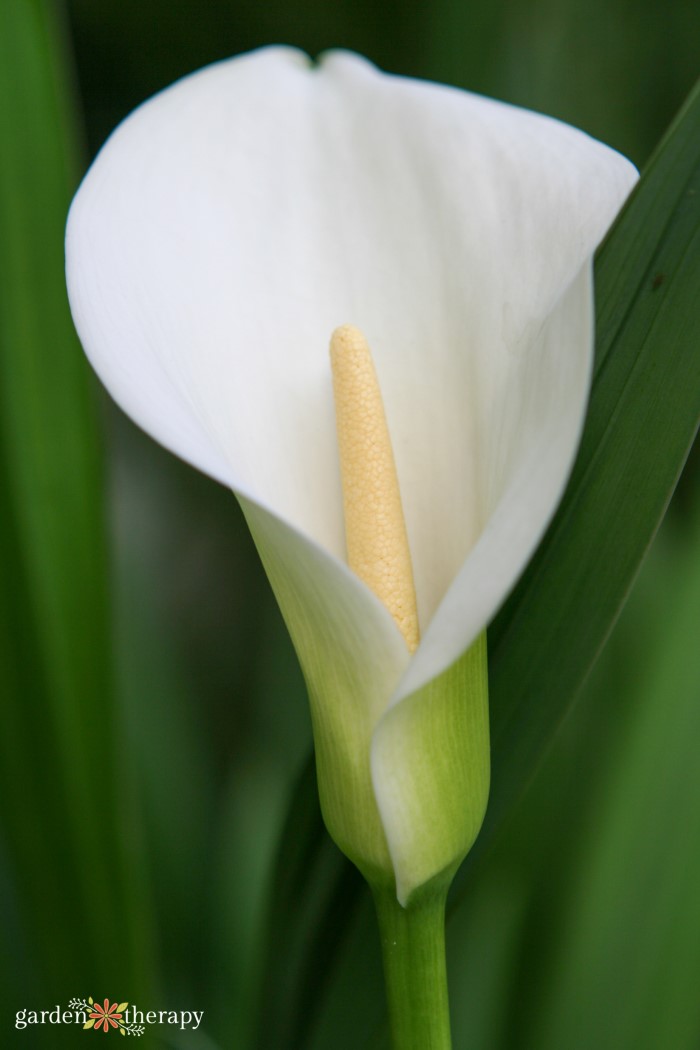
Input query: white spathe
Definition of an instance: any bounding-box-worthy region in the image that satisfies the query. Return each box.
[66,47,637,900]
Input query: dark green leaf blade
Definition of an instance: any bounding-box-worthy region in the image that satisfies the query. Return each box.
[0,0,151,1012]
[521,507,700,1050]
[475,75,700,873]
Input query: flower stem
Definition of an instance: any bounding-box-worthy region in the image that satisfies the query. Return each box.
[372,884,452,1050]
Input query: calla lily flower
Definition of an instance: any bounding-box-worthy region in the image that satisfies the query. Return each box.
[65,47,636,904]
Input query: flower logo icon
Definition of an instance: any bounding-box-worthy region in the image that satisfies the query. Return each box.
[68,997,143,1035]
[87,999,124,1032]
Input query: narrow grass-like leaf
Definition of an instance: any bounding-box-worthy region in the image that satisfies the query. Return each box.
[475,74,700,875]
[523,508,700,1050]
[254,77,700,1046]
[253,759,364,1050]
[0,0,146,1011]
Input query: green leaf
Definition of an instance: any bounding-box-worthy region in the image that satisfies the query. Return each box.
[524,504,700,1050]
[254,75,700,1046]
[253,760,364,1050]
[0,0,149,1006]
[475,72,700,877]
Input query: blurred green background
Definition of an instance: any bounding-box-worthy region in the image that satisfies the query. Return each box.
[1,0,698,1047]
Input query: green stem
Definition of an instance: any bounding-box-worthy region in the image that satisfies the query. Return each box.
[372,885,452,1050]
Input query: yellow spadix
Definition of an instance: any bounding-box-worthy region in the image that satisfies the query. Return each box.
[330,325,419,654]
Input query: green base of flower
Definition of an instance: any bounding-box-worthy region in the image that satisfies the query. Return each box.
[372,882,452,1050]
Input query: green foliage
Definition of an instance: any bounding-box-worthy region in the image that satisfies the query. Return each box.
[475,73,700,881]
[527,511,700,1048]
[0,0,150,1028]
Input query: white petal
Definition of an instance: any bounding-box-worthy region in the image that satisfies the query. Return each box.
[392,263,596,703]
[66,45,636,711]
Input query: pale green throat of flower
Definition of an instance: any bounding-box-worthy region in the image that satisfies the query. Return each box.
[330,325,419,654]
